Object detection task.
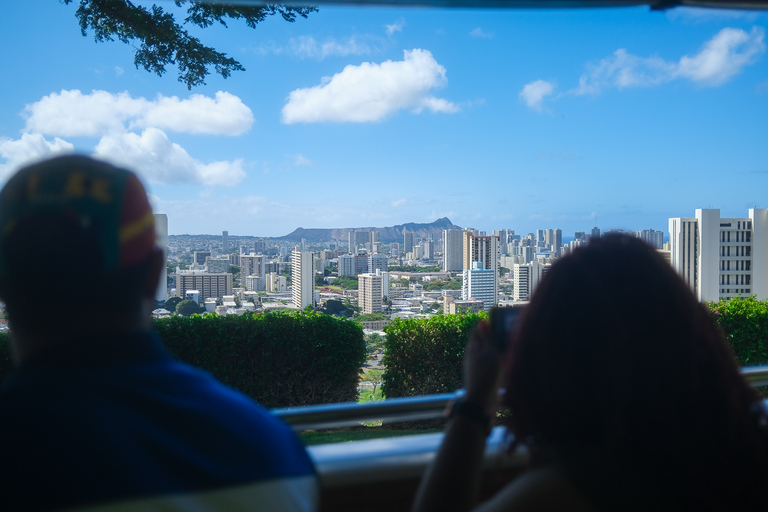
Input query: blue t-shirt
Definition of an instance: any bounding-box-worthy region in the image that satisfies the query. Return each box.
[0,330,317,511]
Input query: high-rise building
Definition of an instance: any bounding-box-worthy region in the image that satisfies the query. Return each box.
[377,269,390,300]
[553,228,563,256]
[348,230,378,253]
[292,246,315,309]
[637,229,665,249]
[176,271,233,300]
[222,230,229,253]
[513,260,551,302]
[255,238,267,254]
[354,254,369,274]
[443,229,464,272]
[245,275,264,292]
[669,209,768,301]
[240,254,266,291]
[591,227,601,239]
[368,253,388,273]
[465,235,499,273]
[267,272,287,293]
[461,231,500,303]
[193,250,211,266]
[462,262,497,311]
[359,273,383,314]
[403,230,415,255]
[390,242,399,257]
[205,256,230,274]
[338,254,354,276]
[153,214,168,302]
[422,240,433,260]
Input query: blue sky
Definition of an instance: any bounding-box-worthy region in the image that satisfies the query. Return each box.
[1,2,766,237]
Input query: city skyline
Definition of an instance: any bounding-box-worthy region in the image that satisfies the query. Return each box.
[1,3,766,236]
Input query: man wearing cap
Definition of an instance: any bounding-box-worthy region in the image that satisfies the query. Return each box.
[0,155,318,511]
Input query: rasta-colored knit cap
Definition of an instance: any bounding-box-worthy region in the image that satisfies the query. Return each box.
[0,154,156,280]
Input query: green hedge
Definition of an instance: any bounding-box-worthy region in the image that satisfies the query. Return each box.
[382,298,768,399]
[0,311,366,408]
[382,313,485,398]
[707,296,768,366]
[153,311,366,408]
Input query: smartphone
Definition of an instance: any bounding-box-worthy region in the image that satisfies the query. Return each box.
[489,306,523,351]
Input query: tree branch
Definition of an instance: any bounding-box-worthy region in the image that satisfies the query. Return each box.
[63,0,317,89]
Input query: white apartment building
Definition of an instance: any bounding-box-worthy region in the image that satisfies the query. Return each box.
[338,254,354,276]
[513,259,551,302]
[462,233,500,304]
[245,275,264,292]
[462,262,497,311]
[359,273,383,314]
[240,254,266,291]
[443,229,464,272]
[292,246,315,309]
[176,271,233,301]
[669,209,768,301]
[637,229,665,249]
[267,272,287,293]
[377,269,390,300]
[153,213,168,301]
[205,256,230,274]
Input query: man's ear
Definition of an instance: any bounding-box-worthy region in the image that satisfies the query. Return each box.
[143,248,165,300]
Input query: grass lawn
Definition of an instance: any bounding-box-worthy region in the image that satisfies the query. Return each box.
[298,387,443,445]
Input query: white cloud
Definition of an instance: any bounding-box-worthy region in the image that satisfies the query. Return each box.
[666,7,760,23]
[138,92,254,135]
[386,19,405,36]
[572,26,765,95]
[288,35,376,59]
[0,133,74,181]
[469,27,494,39]
[24,90,254,136]
[282,49,459,124]
[93,128,245,186]
[676,26,765,85]
[391,198,407,207]
[3,90,253,187]
[257,36,381,59]
[115,66,124,76]
[519,80,556,111]
[293,154,312,166]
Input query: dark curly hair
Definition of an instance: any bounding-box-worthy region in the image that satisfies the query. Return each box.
[503,234,768,510]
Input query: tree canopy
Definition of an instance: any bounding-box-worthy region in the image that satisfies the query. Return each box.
[64,0,317,89]
[176,299,204,316]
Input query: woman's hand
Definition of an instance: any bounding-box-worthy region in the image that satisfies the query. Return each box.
[463,320,505,411]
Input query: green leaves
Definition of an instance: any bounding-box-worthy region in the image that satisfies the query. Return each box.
[63,0,316,88]
[382,313,486,398]
[707,296,768,366]
[154,311,366,407]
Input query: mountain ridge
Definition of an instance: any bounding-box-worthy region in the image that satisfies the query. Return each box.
[277,217,462,244]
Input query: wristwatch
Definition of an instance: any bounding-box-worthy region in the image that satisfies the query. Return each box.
[444,397,492,435]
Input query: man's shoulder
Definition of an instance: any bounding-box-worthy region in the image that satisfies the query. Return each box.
[0,357,317,511]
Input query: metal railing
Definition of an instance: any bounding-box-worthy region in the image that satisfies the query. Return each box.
[274,365,768,431]
[283,366,768,491]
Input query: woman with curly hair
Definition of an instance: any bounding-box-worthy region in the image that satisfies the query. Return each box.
[413,234,768,512]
